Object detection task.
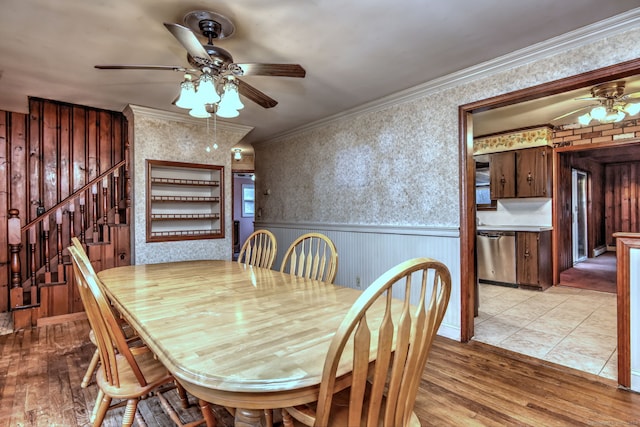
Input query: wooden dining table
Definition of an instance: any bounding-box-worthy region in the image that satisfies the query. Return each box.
[97,259,380,427]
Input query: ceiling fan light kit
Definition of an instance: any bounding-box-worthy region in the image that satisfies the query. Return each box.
[95,9,305,119]
[568,81,640,126]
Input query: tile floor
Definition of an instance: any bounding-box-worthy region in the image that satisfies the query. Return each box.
[473,283,617,380]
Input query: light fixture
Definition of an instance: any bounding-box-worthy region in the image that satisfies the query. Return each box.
[573,81,640,126]
[175,68,243,119]
[233,149,242,161]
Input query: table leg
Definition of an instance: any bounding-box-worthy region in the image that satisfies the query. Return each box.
[234,408,263,427]
[198,399,217,427]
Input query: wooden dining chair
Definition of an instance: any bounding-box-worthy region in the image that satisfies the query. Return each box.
[282,257,451,427]
[237,229,278,269]
[68,246,211,427]
[71,237,139,390]
[280,232,338,283]
[71,238,103,388]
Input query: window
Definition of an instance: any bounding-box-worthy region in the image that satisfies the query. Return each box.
[242,184,255,217]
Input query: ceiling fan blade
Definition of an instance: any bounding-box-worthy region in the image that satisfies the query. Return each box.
[234,63,306,78]
[622,91,640,99]
[95,64,195,72]
[237,79,278,108]
[163,22,213,67]
[552,105,595,121]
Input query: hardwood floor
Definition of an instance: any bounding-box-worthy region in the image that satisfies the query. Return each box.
[2,319,640,426]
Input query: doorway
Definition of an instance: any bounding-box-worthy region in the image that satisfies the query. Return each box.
[232,172,255,259]
[572,169,588,264]
[460,58,640,387]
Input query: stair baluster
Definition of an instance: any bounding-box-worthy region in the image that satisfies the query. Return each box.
[8,209,23,308]
[68,202,75,238]
[102,178,109,240]
[56,208,64,279]
[114,168,120,225]
[79,196,86,246]
[43,217,52,283]
[91,184,99,243]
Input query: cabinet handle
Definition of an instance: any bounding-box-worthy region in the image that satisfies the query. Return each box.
[524,250,530,258]
[500,175,506,184]
[527,172,533,184]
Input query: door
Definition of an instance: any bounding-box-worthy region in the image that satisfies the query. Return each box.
[572,169,588,264]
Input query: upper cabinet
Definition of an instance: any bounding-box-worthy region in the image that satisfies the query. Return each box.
[489,151,516,199]
[516,146,552,198]
[490,146,552,199]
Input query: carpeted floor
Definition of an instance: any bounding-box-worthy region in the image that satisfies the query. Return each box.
[559,252,616,293]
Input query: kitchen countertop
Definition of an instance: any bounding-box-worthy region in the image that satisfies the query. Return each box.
[477,225,553,232]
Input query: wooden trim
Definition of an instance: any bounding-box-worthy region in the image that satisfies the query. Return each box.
[613,232,640,388]
[459,109,475,342]
[459,58,640,353]
[35,310,87,327]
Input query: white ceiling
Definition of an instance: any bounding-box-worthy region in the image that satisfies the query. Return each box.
[1,1,639,149]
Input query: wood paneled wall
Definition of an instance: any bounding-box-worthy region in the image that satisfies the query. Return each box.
[557,152,607,273]
[606,162,640,247]
[1,98,127,312]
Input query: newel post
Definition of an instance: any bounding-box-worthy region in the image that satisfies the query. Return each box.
[8,209,23,307]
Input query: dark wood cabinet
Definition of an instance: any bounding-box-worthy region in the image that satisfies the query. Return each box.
[490,146,552,199]
[517,230,552,290]
[490,151,516,199]
[516,146,552,198]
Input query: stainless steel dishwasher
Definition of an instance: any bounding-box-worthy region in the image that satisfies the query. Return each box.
[477,231,517,286]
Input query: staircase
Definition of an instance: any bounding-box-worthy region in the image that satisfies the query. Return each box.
[7,161,130,330]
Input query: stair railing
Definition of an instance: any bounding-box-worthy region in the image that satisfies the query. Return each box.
[7,160,128,313]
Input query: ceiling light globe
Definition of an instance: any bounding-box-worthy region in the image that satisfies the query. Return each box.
[197,73,221,104]
[189,103,211,118]
[625,103,640,116]
[577,113,592,126]
[176,80,197,109]
[223,81,244,110]
[590,106,607,120]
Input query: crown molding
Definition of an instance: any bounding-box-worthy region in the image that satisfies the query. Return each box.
[262,8,640,145]
[125,104,254,135]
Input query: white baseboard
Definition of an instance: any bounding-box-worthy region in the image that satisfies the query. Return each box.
[594,246,607,256]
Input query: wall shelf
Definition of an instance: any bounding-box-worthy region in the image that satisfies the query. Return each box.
[146,160,224,242]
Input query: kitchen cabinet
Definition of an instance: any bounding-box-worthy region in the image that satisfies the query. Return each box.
[516,146,552,198]
[489,146,552,199]
[516,230,552,290]
[146,159,224,242]
[489,151,516,199]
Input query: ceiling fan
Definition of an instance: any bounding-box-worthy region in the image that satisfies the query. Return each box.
[553,81,640,125]
[95,10,306,117]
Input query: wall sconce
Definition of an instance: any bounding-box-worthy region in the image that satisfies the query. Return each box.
[233,149,242,161]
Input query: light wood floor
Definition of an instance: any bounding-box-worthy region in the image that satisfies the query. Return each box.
[1,319,640,426]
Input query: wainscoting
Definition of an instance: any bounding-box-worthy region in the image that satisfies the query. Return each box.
[258,221,461,340]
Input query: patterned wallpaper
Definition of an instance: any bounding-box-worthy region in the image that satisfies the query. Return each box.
[255,27,640,228]
[125,106,252,264]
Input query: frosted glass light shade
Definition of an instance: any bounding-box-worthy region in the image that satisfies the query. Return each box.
[590,106,607,120]
[189,103,211,118]
[197,73,221,104]
[577,113,592,126]
[625,102,640,116]
[176,79,197,109]
[216,94,239,118]
[223,81,244,110]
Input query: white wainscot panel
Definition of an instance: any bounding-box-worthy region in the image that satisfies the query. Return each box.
[260,222,461,341]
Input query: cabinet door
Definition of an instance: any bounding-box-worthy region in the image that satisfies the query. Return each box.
[490,151,516,199]
[517,232,539,286]
[516,147,551,197]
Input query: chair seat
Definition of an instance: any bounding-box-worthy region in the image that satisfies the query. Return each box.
[96,350,173,399]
